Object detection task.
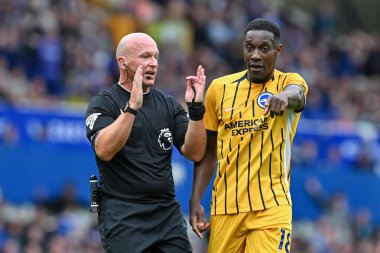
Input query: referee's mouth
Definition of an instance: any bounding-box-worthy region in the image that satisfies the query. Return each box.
[144,71,156,80]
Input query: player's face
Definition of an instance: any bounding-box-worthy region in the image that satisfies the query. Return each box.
[243,30,282,83]
[127,40,159,87]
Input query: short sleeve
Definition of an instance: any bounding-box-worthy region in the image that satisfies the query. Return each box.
[283,73,308,97]
[204,81,219,132]
[172,98,189,151]
[85,95,116,146]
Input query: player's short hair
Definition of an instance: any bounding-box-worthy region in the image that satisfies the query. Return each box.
[244,18,281,43]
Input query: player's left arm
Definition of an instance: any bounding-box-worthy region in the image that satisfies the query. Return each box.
[264,84,306,117]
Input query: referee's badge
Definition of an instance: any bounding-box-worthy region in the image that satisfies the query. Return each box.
[257,92,273,109]
[158,128,173,150]
[86,113,101,130]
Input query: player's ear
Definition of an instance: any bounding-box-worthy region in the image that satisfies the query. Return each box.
[276,44,283,56]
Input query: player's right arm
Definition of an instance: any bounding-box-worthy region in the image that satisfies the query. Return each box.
[189,133,217,239]
[93,66,144,161]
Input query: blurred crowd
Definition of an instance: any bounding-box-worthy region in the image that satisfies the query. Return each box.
[0,184,102,253]
[1,0,380,252]
[292,177,380,253]
[0,1,379,140]
[0,0,379,121]
[1,178,380,253]
[1,0,380,171]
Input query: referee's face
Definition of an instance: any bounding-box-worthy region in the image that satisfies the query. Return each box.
[126,38,159,87]
[243,30,282,83]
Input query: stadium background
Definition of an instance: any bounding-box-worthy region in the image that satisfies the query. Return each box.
[0,0,380,252]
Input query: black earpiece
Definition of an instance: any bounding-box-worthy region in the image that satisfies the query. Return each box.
[119,60,130,85]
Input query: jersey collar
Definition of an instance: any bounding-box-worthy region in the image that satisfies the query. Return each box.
[234,70,276,85]
[117,82,150,95]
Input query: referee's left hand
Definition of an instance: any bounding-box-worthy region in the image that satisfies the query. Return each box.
[185,65,206,103]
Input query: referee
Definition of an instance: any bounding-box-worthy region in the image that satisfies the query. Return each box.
[85,33,206,253]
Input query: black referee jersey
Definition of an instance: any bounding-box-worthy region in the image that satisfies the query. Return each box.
[85,83,189,203]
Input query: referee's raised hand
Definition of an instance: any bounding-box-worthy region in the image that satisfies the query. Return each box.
[130,65,144,110]
[185,65,206,103]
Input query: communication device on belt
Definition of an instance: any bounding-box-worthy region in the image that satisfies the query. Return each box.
[90,175,99,212]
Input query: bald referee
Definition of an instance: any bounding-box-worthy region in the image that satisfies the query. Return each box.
[86,33,206,253]
[189,19,308,253]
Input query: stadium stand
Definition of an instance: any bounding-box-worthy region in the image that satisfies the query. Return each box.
[0,0,380,252]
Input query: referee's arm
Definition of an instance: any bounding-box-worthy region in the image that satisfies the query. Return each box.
[180,119,207,162]
[180,65,207,162]
[94,112,136,161]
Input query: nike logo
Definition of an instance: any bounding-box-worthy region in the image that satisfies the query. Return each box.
[225,106,240,112]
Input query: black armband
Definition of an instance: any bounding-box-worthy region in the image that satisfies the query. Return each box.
[186,102,205,121]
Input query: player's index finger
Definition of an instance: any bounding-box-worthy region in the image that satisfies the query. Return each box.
[265,95,272,106]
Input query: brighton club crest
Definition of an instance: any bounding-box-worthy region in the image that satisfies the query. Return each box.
[257,92,273,109]
[158,128,173,150]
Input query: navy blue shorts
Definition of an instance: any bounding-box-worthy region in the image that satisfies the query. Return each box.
[98,198,192,253]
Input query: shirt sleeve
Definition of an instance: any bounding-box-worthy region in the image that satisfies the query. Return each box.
[204,81,219,132]
[283,73,309,112]
[283,72,308,97]
[172,98,189,151]
[85,95,116,146]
